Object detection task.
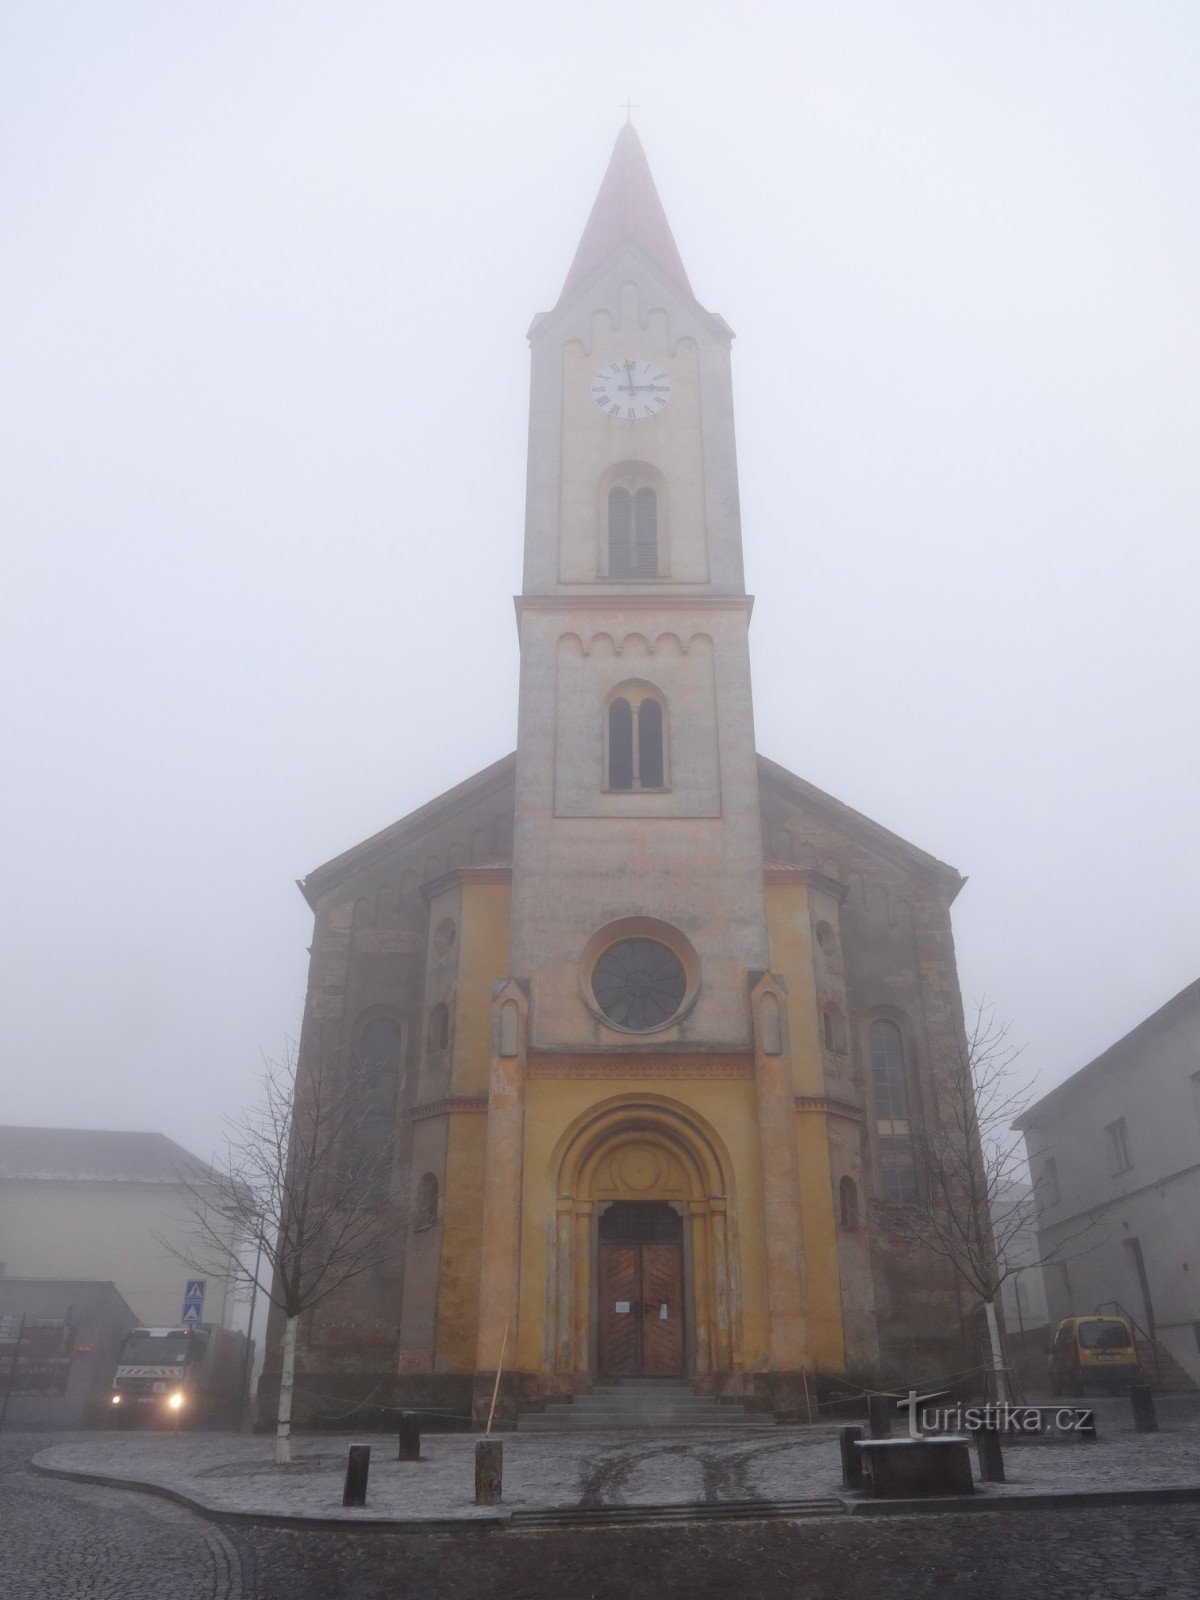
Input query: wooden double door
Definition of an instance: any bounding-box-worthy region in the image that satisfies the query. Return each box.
[598,1204,685,1377]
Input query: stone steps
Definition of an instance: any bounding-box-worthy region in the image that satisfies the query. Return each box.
[518,1380,775,1431]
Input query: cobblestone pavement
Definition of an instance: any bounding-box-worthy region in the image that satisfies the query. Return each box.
[32,1399,1200,1523]
[5,1432,1200,1599]
[0,1434,244,1600]
[232,1504,1200,1600]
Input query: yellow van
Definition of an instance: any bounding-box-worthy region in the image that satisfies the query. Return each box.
[1048,1314,1143,1395]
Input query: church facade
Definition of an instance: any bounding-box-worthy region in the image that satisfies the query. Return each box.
[262,126,980,1427]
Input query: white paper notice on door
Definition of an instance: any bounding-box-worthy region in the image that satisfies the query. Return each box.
[614,1300,630,1313]
[659,1304,668,1319]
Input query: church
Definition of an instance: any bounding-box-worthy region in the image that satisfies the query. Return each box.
[263,124,981,1428]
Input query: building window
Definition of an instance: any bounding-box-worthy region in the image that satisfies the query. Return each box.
[413,1172,439,1231]
[428,1002,450,1053]
[1038,1155,1060,1206]
[822,1005,845,1053]
[348,1015,402,1207]
[592,938,687,1032]
[606,686,668,791]
[1105,1117,1133,1174]
[877,1135,918,1205]
[608,485,658,577]
[870,1019,917,1204]
[839,1176,860,1230]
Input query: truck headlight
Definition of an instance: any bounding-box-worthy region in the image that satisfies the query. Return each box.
[111,1394,122,1406]
[168,1391,184,1410]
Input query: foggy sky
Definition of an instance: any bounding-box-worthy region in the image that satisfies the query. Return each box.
[3,1,1197,1165]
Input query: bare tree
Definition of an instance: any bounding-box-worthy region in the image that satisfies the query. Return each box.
[880,1005,1091,1404]
[179,1040,396,1463]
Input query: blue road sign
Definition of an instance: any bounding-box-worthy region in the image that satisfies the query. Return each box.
[181,1279,206,1325]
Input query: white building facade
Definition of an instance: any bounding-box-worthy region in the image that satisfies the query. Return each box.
[1015,979,1200,1387]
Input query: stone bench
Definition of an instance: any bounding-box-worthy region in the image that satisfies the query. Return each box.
[854,1436,974,1499]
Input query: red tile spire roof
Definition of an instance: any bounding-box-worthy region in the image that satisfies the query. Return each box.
[561,123,693,301]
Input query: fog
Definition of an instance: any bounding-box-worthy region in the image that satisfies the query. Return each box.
[3,1,1197,1164]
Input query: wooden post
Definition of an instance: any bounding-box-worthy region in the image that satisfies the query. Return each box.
[342,1445,370,1507]
[397,1413,421,1461]
[1130,1383,1158,1433]
[839,1424,864,1488]
[974,1426,1005,1482]
[475,1439,503,1505]
[867,1393,892,1438]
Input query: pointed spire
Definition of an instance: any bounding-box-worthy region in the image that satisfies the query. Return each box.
[560,124,693,301]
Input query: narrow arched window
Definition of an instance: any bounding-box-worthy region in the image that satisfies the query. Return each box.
[608,697,634,789]
[634,487,658,576]
[839,1175,860,1230]
[870,1019,917,1203]
[348,1015,402,1207]
[822,1005,844,1053]
[428,1002,450,1052]
[414,1171,439,1230]
[606,686,668,791]
[607,485,658,577]
[608,487,633,576]
[637,697,663,787]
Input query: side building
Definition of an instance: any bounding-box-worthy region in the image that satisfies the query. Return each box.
[1015,978,1200,1389]
[261,124,986,1428]
[0,1126,239,1331]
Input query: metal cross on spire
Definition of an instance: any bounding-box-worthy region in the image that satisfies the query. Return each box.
[620,97,639,124]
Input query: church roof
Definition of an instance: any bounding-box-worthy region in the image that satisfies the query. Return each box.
[560,123,693,302]
[0,1126,219,1185]
[299,751,517,906]
[757,754,965,899]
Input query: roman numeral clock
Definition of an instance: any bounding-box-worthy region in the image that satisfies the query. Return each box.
[591,358,672,420]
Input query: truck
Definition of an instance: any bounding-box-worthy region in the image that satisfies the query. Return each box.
[109,1322,251,1428]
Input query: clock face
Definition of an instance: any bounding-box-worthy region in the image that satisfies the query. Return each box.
[591,358,671,421]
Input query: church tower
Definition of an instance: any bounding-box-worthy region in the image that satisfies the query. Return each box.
[265,125,981,1430]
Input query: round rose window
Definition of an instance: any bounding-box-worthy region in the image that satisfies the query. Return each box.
[592,938,687,1031]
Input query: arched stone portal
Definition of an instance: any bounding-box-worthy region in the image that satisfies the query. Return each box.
[545,1096,743,1387]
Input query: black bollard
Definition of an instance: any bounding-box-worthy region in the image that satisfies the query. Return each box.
[398,1413,421,1461]
[475,1439,503,1505]
[839,1424,865,1489]
[867,1393,892,1439]
[974,1426,1005,1483]
[1130,1383,1158,1434]
[342,1444,371,1507]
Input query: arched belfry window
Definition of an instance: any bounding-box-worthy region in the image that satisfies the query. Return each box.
[606,684,668,792]
[607,485,659,578]
[869,1019,917,1204]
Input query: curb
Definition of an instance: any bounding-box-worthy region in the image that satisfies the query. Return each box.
[842,1483,1200,1518]
[31,1457,1200,1533]
[29,1461,507,1533]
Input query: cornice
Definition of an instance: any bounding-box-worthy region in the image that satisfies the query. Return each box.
[763,865,849,901]
[794,1095,865,1122]
[528,1050,753,1080]
[410,1096,488,1122]
[515,593,754,618]
[422,863,513,903]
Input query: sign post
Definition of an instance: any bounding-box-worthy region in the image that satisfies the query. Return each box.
[181,1280,206,1327]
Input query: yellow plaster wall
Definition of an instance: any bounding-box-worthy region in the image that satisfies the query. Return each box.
[766,882,846,1372]
[434,1111,488,1371]
[450,880,511,1098]
[434,877,510,1370]
[515,1076,771,1374]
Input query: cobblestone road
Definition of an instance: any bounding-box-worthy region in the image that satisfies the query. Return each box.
[0,1435,244,1600]
[5,1432,1200,1600]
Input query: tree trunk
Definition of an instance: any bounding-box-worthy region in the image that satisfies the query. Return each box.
[983,1296,1011,1405]
[276,1313,297,1466]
